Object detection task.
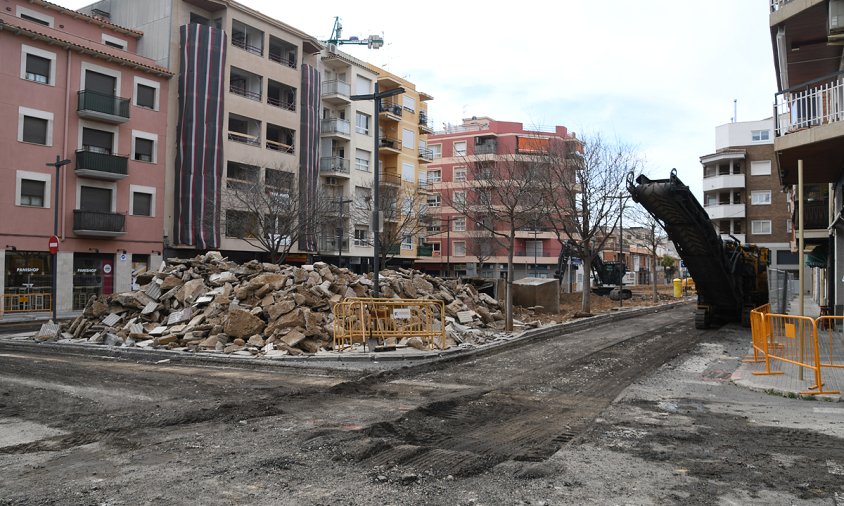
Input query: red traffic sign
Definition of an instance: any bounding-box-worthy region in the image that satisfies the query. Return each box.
[48,235,59,254]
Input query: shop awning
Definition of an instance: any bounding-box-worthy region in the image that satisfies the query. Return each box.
[805,242,828,268]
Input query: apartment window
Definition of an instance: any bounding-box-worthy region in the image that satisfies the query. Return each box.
[427,194,441,207]
[355,186,371,209]
[225,209,256,237]
[453,217,466,232]
[132,132,156,163]
[266,168,293,191]
[751,220,772,235]
[733,221,743,234]
[355,75,371,96]
[429,169,442,183]
[403,95,416,112]
[454,141,467,157]
[751,130,770,142]
[429,242,441,255]
[355,112,370,135]
[17,6,53,26]
[130,185,155,217]
[20,179,46,207]
[453,241,466,257]
[751,190,771,205]
[786,220,793,234]
[84,68,117,96]
[79,185,114,212]
[402,128,415,151]
[81,127,115,154]
[401,234,413,250]
[355,149,370,172]
[226,161,260,189]
[136,85,156,110]
[526,240,544,257]
[402,162,415,182]
[454,191,466,206]
[750,160,772,176]
[430,144,442,159]
[101,34,127,50]
[24,54,51,84]
[454,168,467,182]
[22,116,48,145]
[354,227,369,246]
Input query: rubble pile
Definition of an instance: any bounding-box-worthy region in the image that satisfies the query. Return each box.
[38,252,505,356]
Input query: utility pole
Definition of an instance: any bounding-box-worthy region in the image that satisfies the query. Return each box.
[351,82,404,297]
[46,155,71,323]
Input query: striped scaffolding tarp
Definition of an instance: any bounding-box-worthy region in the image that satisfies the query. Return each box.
[298,64,320,253]
[173,23,227,249]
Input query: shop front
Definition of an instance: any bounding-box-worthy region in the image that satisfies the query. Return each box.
[3,251,52,312]
[72,253,114,310]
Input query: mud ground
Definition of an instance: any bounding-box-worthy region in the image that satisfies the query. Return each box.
[1,305,842,505]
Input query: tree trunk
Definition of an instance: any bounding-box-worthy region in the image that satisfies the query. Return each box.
[581,253,592,314]
[505,240,515,331]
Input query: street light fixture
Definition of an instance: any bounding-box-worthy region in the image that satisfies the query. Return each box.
[46,155,71,322]
[350,82,405,297]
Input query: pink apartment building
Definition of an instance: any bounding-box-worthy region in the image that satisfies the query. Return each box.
[0,0,171,315]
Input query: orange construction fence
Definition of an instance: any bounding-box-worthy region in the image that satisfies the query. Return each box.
[748,303,840,395]
[333,297,446,352]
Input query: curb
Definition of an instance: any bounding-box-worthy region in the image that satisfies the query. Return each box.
[0,300,692,373]
[730,363,842,403]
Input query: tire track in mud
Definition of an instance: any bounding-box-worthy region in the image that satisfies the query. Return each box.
[323,316,704,477]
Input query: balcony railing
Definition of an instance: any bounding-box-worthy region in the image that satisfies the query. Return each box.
[229,84,261,101]
[417,244,434,257]
[319,156,351,175]
[228,131,260,146]
[318,236,350,252]
[77,90,130,123]
[379,100,402,117]
[321,118,351,136]
[75,149,128,180]
[268,50,296,69]
[379,171,401,187]
[418,147,434,162]
[267,96,295,111]
[475,141,498,155]
[73,210,126,237]
[266,140,294,153]
[231,34,263,56]
[795,199,830,229]
[322,80,350,99]
[775,71,844,136]
[770,0,793,12]
[379,136,401,151]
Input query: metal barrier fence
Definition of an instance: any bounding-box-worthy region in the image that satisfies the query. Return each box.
[333,298,446,351]
[748,304,840,395]
[1,293,52,313]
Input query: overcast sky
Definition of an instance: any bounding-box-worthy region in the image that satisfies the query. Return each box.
[57,0,777,199]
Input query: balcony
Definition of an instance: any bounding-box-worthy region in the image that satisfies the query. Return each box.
[379,136,401,153]
[417,244,434,257]
[379,171,401,187]
[322,80,350,104]
[320,118,351,139]
[474,140,498,155]
[228,131,260,146]
[319,156,351,177]
[702,174,745,191]
[379,99,402,120]
[75,149,128,180]
[704,203,745,221]
[319,236,350,253]
[418,112,433,134]
[231,21,264,56]
[77,90,129,123]
[269,35,297,69]
[73,210,126,237]
[794,199,830,231]
[267,80,296,111]
[418,147,434,163]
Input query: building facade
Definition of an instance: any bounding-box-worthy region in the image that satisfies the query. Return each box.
[0,0,171,314]
[700,118,796,272]
[769,1,842,310]
[414,117,577,281]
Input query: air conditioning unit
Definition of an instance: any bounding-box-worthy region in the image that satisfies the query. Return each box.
[327,43,337,54]
[831,0,844,34]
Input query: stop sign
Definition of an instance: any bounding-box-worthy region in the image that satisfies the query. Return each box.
[48,235,59,254]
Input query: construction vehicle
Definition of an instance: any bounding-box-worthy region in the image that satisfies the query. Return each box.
[627,169,769,328]
[554,240,631,300]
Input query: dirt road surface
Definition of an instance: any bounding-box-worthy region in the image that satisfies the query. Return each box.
[1,305,842,505]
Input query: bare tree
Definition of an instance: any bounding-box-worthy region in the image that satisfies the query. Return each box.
[448,155,546,331]
[537,133,643,314]
[221,166,333,264]
[465,222,498,276]
[350,181,430,268]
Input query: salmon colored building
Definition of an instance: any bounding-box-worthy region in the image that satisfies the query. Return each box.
[0,0,171,315]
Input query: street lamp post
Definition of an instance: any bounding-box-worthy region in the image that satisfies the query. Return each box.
[351,82,404,297]
[336,198,353,268]
[46,155,71,322]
